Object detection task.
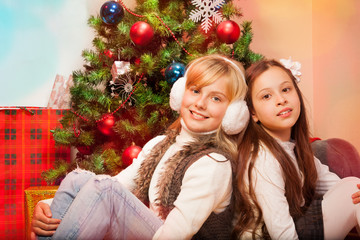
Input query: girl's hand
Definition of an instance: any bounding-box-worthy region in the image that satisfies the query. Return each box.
[31,202,61,239]
[351,184,360,204]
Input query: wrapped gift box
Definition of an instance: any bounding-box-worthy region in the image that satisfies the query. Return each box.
[47,74,72,109]
[0,107,70,239]
[24,186,58,240]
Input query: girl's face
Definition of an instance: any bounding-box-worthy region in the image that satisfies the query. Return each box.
[180,78,230,133]
[251,66,301,141]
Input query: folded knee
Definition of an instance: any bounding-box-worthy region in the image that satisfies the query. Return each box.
[92,175,126,193]
[325,177,360,200]
[59,168,96,190]
[72,168,96,176]
[339,177,360,188]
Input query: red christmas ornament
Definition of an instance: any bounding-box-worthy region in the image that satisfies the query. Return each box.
[97,114,115,136]
[104,49,115,59]
[130,21,154,46]
[122,142,142,167]
[134,58,141,65]
[216,20,241,44]
[76,145,93,155]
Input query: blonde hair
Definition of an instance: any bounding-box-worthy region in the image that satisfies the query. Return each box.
[169,54,247,160]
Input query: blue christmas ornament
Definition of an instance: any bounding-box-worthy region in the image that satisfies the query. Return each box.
[165,62,186,84]
[100,1,124,25]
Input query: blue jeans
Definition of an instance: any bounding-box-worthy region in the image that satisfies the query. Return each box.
[40,169,163,240]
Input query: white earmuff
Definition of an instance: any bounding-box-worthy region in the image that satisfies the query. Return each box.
[169,76,187,112]
[221,100,250,135]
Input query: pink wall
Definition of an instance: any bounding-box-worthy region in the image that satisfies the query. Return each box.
[126,0,360,151]
[312,1,360,151]
[239,0,360,151]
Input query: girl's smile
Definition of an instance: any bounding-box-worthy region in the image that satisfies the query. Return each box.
[277,107,292,117]
[189,110,209,120]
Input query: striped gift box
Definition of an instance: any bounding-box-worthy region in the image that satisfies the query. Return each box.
[0,107,70,239]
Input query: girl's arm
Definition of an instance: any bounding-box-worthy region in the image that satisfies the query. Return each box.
[153,153,232,240]
[314,157,341,194]
[113,135,166,191]
[251,148,299,240]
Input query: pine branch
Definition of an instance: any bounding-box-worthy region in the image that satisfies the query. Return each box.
[222,2,242,19]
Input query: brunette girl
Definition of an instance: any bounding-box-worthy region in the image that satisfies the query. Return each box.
[233,59,360,240]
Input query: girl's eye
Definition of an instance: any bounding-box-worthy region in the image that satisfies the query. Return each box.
[282,87,291,93]
[262,94,271,100]
[212,96,221,102]
[192,89,200,94]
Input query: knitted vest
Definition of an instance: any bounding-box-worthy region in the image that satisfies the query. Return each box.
[133,130,234,240]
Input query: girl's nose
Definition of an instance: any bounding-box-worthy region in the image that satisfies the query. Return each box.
[195,96,207,109]
[276,94,287,106]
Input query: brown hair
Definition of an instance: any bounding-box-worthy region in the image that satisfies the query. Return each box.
[232,59,318,239]
[169,54,247,160]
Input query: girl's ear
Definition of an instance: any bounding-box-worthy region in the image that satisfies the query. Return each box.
[251,111,259,123]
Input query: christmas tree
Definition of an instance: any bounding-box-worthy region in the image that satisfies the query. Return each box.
[43,0,262,184]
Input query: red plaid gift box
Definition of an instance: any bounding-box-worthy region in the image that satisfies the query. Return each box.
[0,107,70,239]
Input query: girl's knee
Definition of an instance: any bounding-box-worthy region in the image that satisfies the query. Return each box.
[341,176,360,184]
[337,177,360,191]
[325,177,360,199]
[63,168,94,180]
[71,168,96,177]
[59,168,96,191]
[90,175,126,193]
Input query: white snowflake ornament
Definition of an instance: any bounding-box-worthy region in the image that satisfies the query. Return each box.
[189,0,225,33]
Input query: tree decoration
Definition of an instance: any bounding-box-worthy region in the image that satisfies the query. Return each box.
[76,145,93,155]
[122,142,142,167]
[111,61,131,81]
[100,49,117,67]
[97,114,116,136]
[189,0,225,33]
[104,49,116,59]
[100,1,125,25]
[129,56,141,66]
[165,62,186,84]
[130,21,154,46]
[109,72,136,105]
[216,20,240,44]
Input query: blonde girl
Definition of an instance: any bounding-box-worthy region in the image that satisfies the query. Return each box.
[32,54,249,240]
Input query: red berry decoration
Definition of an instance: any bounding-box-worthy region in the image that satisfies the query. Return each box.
[122,142,142,167]
[104,49,115,59]
[97,114,115,136]
[130,21,154,46]
[216,20,241,44]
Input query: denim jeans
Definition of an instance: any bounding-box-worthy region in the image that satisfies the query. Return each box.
[40,169,163,240]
